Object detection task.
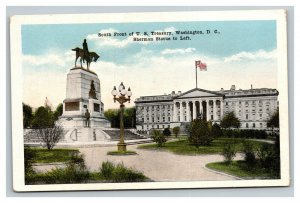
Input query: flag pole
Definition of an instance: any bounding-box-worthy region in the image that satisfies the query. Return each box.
[195,61,198,88]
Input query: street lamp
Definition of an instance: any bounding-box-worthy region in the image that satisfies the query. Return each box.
[111,82,132,152]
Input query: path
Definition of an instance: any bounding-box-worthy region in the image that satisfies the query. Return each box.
[79,145,242,181]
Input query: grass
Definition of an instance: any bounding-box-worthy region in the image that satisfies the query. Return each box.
[27,148,80,163]
[107,150,137,156]
[206,161,279,179]
[138,138,265,155]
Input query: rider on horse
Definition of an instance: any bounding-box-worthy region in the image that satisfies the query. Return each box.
[82,39,89,63]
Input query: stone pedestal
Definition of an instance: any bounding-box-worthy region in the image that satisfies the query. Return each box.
[58,67,110,141]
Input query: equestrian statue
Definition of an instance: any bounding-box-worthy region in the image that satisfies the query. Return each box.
[72,39,100,70]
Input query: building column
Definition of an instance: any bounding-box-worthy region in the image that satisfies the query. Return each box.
[192,101,196,120]
[213,99,217,122]
[186,101,191,122]
[220,99,224,119]
[206,100,210,121]
[143,106,147,124]
[149,105,152,124]
[173,102,177,122]
[153,105,157,123]
[159,105,162,123]
[179,101,183,122]
[199,100,203,118]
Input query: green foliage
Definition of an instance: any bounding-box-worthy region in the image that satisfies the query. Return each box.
[151,130,166,147]
[53,103,63,121]
[222,141,237,164]
[222,129,267,139]
[267,109,279,129]
[99,161,147,182]
[24,147,37,184]
[211,123,223,137]
[220,111,241,129]
[188,118,214,147]
[172,126,180,138]
[107,150,137,155]
[138,138,263,155]
[23,103,33,128]
[104,107,136,128]
[31,106,54,129]
[242,140,256,166]
[163,128,171,137]
[207,161,280,179]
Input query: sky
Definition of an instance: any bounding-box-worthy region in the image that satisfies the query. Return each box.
[22,20,277,110]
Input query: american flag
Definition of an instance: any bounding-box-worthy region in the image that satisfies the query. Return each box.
[195,60,207,71]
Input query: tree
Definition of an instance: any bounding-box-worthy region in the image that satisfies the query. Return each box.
[172,126,180,138]
[188,118,214,147]
[104,109,119,128]
[37,125,64,150]
[163,128,171,137]
[23,103,33,128]
[222,141,237,164]
[31,106,54,129]
[53,103,63,121]
[151,130,166,147]
[220,112,241,129]
[267,109,279,129]
[211,123,223,137]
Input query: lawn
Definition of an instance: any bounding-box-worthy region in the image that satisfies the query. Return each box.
[206,161,280,179]
[26,148,80,163]
[138,138,265,155]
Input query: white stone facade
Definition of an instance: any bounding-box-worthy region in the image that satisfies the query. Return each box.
[58,67,110,129]
[135,85,278,131]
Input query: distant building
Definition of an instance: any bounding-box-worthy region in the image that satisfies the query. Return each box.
[134,85,279,131]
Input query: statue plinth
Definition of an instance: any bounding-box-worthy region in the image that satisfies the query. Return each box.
[58,67,110,131]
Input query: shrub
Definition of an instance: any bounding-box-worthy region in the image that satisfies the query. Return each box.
[99,161,147,182]
[222,142,237,164]
[211,123,223,137]
[151,130,166,147]
[242,140,256,166]
[37,125,64,150]
[162,128,171,137]
[256,143,275,168]
[24,147,37,184]
[100,161,115,179]
[172,126,180,138]
[188,118,214,147]
[111,163,146,182]
[39,153,90,184]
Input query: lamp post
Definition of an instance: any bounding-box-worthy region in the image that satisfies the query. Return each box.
[111,82,132,152]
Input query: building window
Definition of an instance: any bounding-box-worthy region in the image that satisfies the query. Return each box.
[246,123,249,128]
[246,114,248,119]
[239,101,241,104]
[184,116,186,121]
[152,118,154,122]
[260,114,262,117]
[211,115,213,120]
[168,117,171,121]
[142,118,144,122]
[260,123,263,128]
[168,125,170,128]
[226,102,228,105]
[162,125,165,129]
[252,123,255,128]
[157,125,159,129]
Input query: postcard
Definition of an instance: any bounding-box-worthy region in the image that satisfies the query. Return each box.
[10,10,289,191]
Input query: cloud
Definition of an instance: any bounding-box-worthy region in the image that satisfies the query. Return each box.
[22,48,277,109]
[223,49,277,63]
[161,48,196,55]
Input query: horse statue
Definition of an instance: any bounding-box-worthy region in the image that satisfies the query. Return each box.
[72,47,100,70]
